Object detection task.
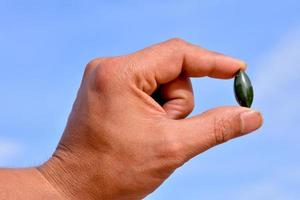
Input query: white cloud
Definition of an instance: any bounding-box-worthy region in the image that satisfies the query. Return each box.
[253,27,300,138]
[254,28,300,100]
[231,27,300,200]
[0,138,23,165]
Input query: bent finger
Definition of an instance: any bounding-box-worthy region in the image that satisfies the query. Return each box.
[160,75,194,119]
[129,38,246,87]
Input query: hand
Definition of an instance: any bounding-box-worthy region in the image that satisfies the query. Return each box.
[39,38,263,200]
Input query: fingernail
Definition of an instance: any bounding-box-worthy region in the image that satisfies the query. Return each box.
[240,110,263,134]
[237,60,247,70]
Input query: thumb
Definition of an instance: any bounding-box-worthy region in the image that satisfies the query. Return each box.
[175,106,263,158]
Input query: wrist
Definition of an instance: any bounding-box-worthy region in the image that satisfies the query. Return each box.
[38,144,111,200]
[0,168,63,200]
[39,142,145,200]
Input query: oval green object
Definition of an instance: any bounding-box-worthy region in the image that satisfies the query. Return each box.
[234,70,254,108]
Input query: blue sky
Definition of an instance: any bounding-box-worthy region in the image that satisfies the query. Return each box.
[0,0,299,199]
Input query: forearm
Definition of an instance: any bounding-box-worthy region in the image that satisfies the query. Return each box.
[0,168,63,200]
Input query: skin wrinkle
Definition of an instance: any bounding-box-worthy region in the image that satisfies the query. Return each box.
[213,117,226,145]
[34,169,66,200]
[135,62,158,95]
[160,75,194,119]
[131,83,166,115]
[212,109,246,145]
[207,54,219,78]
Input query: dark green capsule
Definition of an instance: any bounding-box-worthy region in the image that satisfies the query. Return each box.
[234,70,254,108]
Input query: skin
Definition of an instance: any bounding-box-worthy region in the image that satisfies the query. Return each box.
[0,38,263,200]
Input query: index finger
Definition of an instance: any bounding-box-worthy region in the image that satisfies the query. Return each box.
[129,38,247,85]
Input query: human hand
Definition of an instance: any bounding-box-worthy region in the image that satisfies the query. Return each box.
[39,38,263,200]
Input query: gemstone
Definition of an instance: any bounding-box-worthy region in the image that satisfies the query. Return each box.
[234,70,254,108]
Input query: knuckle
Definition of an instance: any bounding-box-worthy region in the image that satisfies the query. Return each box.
[172,94,194,118]
[165,142,182,157]
[94,65,108,83]
[185,96,195,115]
[93,56,133,90]
[86,58,102,68]
[213,117,231,144]
[84,57,109,78]
[168,37,188,46]
[158,135,185,167]
[171,98,194,118]
[90,58,121,90]
[89,56,135,91]
[212,114,241,145]
[84,58,100,77]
